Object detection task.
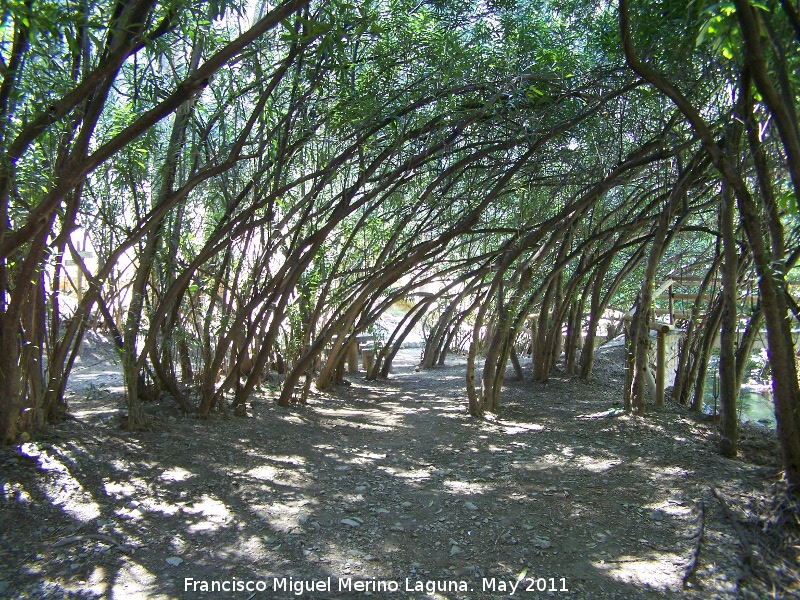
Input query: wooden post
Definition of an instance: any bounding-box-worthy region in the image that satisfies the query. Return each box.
[622,316,673,407]
[347,340,359,373]
[362,346,374,372]
[656,330,666,406]
[668,284,674,325]
[76,266,83,303]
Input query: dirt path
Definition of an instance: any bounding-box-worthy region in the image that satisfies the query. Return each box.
[0,344,795,599]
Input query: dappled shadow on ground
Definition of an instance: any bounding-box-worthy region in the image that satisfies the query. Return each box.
[0,348,792,599]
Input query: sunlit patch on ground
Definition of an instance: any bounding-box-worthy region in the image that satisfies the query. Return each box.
[352,450,387,461]
[577,409,624,419]
[276,414,308,426]
[498,420,545,435]
[380,466,432,481]
[105,475,154,506]
[86,565,107,595]
[2,481,33,504]
[246,465,280,481]
[19,443,101,522]
[111,561,167,599]
[659,466,694,479]
[441,480,492,495]
[593,555,683,591]
[107,459,134,472]
[249,496,318,534]
[526,452,568,468]
[575,455,622,472]
[183,495,233,533]
[643,499,693,518]
[159,466,194,482]
[245,463,307,487]
[142,498,182,517]
[267,455,307,466]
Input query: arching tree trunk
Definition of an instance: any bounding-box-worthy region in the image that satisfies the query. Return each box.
[532,276,556,381]
[690,300,723,412]
[628,186,688,413]
[375,298,434,379]
[480,279,513,412]
[564,293,584,376]
[480,265,533,411]
[673,258,721,404]
[735,307,762,390]
[541,269,565,380]
[122,35,204,429]
[422,287,471,369]
[579,269,607,379]
[438,308,471,365]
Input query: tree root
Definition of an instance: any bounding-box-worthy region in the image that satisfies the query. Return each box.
[711,486,755,566]
[711,485,777,591]
[682,497,705,588]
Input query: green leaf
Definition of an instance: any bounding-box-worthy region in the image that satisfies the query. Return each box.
[778,191,797,214]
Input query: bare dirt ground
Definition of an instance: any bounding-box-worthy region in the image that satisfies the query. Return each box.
[1,335,798,600]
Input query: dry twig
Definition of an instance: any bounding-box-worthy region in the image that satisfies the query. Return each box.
[52,533,123,549]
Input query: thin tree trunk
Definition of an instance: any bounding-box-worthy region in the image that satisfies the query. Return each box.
[532,277,556,381]
[122,35,204,428]
[735,307,762,390]
[718,183,739,457]
[691,300,723,412]
[376,299,433,378]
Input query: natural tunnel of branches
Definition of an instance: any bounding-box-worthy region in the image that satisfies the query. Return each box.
[1,0,799,490]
